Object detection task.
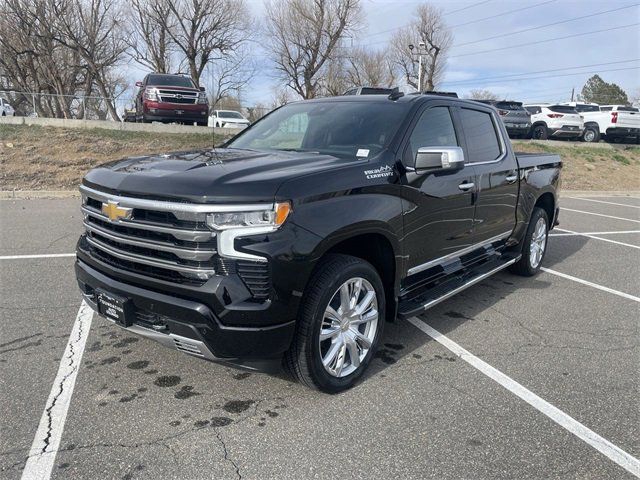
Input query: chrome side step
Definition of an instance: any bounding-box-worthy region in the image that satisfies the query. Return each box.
[397,254,520,320]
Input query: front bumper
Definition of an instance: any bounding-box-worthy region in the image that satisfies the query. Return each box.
[143,103,208,123]
[76,258,296,371]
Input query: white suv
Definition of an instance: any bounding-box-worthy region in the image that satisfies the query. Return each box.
[0,97,15,116]
[208,110,250,129]
[523,104,584,140]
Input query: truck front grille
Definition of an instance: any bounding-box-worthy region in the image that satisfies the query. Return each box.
[80,186,273,298]
[158,89,198,104]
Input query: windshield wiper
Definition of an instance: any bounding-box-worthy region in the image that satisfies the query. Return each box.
[274,148,320,154]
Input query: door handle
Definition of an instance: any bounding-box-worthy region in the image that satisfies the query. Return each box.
[458,181,475,191]
[505,173,518,183]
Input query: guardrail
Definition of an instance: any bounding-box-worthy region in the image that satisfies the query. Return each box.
[0,115,242,136]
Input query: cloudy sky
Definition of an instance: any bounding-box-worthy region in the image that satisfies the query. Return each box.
[239,0,639,106]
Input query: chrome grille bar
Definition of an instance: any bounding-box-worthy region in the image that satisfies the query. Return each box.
[84,221,216,261]
[86,235,215,276]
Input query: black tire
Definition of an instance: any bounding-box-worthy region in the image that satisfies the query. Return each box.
[284,254,385,393]
[196,121,207,127]
[582,126,600,143]
[510,207,549,277]
[531,124,548,140]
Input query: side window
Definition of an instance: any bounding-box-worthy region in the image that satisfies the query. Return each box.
[459,108,502,163]
[407,107,458,162]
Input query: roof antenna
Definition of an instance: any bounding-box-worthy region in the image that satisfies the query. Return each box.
[388,87,404,101]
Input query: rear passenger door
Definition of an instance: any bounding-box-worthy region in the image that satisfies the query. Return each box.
[456,106,518,244]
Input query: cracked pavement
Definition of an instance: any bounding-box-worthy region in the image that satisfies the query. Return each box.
[1,196,638,479]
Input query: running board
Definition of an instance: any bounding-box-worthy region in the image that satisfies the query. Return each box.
[397,253,520,320]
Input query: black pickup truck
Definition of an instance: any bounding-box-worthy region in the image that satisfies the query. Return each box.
[75,93,561,392]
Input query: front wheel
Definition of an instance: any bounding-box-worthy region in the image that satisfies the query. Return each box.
[510,207,549,277]
[582,126,600,143]
[284,254,385,393]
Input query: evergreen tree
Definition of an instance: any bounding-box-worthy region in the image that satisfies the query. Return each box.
[581,75,629,104]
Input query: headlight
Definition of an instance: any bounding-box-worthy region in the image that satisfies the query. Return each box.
[197,92,208,104]
[206,202,291,231]
[144,87,160,101]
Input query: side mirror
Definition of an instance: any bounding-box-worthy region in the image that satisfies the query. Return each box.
[415,146,465,172]
[199,86,206,92]
[135,81,143,87]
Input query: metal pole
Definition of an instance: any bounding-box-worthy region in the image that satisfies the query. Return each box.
[418,54,423,93]
[32,93,36,115]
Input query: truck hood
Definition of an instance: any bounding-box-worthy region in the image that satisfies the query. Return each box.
[83,148,352,203]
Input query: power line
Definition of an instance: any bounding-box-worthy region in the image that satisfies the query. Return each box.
[445,59,640,86]
[449,23,639,59]
[450,0,557,28]
[453,3,639,48]
[360,0,494,39]
[442,66,640,86]
[444,0,493,16]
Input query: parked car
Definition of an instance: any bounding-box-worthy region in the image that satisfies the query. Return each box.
[524,104,584,140]
[122,107,136,123]
[560,103,640,143]
[343,86,396,95]
[134,73,209,126]
[0,97,15,116]
[209,110,250,129]
[476,100,531,138]
[75,93,561,393]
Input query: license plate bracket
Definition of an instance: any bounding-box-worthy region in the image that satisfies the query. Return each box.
[96,290,133,327]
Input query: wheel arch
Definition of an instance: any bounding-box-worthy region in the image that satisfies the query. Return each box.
[534,191,556,228]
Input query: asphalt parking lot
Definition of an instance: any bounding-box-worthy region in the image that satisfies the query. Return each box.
[1,194,638,480]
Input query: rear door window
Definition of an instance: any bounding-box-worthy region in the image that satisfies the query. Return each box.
[459,108,502,163]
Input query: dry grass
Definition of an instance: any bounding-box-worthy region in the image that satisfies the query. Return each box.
[511,140,640,191]
[1,125,639,191]
[0,125,225,190]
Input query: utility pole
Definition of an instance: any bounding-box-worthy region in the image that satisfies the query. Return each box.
[571,87,575,102]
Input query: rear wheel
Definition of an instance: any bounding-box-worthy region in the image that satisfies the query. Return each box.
[532,125,548,140]
[510,207,549,277]
[284,254,385,393]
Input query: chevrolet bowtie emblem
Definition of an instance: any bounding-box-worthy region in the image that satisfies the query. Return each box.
[101,201,132,222]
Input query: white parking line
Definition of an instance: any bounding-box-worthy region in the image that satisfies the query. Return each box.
[550,228,640,249]
[407,317,640,478]
[549,230,640,236]
[22,301,93,480]
[565,197,640,209]
[0,253,75,260]
[562,208,640,224]
[541,267,640,303]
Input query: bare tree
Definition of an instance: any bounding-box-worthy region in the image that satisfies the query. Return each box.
[206,45,256,107]
[264,0,362,99]
[159,0,252,85]
[465,89,499,101]
[51,0,128,121]
[127,0,175,73]
[345,47,396,89]
[390,3,452,91]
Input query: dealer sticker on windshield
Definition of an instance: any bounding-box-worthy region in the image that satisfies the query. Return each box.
[356,149,370,158]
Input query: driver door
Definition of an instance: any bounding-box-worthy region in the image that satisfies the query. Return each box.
[400,104,477,274]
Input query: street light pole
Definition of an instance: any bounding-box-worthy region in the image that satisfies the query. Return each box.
[418,54,423,93]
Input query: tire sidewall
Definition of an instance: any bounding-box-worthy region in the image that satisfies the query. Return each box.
[306,260,385,393]
[521,208,549,275]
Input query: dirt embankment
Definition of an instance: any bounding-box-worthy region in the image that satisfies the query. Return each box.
[1,125,638,191]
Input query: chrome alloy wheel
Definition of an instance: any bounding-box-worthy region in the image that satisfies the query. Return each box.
[584,129,596,142]
[529,217,547,268]
[319,277,379,378]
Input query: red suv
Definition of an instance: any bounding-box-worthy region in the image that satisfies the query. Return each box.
[135,73,209,126]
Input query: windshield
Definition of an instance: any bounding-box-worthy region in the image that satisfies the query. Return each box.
[228,101,408,159]
[617,106,639,112]
[496,101,524,111]
[549,105,578,114]
[147,75,195,88]
[219,111,244,119]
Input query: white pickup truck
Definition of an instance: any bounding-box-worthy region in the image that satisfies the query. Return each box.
[562,102,640,143]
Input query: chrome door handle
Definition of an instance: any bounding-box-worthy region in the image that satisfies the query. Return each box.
[458,182,475,191]
[505,174,518,183]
